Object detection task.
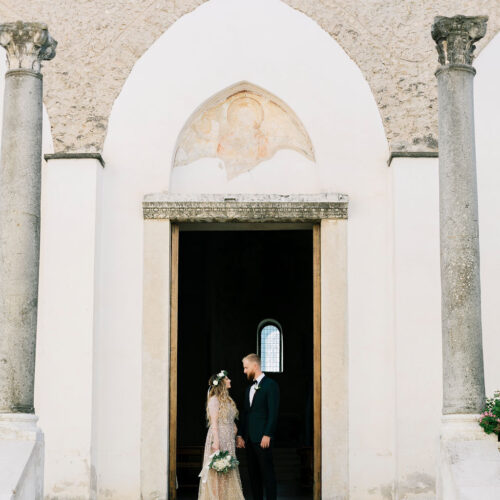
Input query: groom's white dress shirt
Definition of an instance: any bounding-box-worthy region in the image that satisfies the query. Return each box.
[250,373,265,406]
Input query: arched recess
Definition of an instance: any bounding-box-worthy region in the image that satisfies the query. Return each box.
[473,33,500,397]
[98,1,389,499]
[29,0,391,153]
[103,0,388,192]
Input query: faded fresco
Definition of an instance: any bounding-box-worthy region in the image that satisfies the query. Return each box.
[173,84,315,179]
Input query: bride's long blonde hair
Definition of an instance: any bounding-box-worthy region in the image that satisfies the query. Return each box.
[206,373,239,423]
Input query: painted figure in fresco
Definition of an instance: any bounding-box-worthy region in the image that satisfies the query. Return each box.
[173,84,315,180]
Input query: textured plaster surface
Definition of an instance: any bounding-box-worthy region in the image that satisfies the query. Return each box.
[2,0,500,154]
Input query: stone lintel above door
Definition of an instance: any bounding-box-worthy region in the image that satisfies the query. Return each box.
[142,193,348,222]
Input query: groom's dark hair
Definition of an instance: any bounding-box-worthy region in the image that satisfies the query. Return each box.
[242,353,261,365]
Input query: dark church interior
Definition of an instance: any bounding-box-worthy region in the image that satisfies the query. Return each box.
[176,228,314,499]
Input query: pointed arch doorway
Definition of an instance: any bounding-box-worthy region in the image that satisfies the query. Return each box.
[141,194,349,500]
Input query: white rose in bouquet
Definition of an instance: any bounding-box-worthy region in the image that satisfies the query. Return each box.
[208,450,239,474]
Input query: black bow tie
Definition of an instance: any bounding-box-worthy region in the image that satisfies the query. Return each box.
[252,380,260,385]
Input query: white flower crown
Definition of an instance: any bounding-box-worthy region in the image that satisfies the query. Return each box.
[212,370,228,386]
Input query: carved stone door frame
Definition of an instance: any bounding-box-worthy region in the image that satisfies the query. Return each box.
[141,194,349,500]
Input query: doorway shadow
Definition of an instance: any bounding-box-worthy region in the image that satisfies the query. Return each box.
[176,229,314,500]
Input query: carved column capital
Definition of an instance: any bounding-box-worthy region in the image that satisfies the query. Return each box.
[431,15,488,67]
[0,21,57,73]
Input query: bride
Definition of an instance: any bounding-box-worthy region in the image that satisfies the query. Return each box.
[198,370,245,500]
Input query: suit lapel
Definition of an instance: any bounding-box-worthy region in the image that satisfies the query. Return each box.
[251,376,267,408]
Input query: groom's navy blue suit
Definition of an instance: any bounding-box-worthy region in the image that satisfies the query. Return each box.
[238,375,279,500]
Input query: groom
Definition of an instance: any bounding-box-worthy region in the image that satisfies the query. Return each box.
[236,353,279,500]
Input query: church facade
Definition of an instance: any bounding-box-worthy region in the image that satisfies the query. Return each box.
[0,1,500,499]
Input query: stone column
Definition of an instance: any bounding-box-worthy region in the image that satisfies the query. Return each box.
[0,21,57,414]
[432,18,500,500]
[431,15,487,415]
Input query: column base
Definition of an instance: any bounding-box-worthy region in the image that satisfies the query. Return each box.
[0,413,44,499]
[437,414,500,500]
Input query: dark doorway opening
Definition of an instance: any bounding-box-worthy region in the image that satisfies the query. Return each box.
[176,228,314,499]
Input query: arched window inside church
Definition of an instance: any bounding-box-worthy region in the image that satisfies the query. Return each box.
[258,320,283,373]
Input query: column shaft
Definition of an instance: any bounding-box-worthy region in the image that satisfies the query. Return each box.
[437,65,485,413]
[432,15,488,414]
[0,21,56,414]
[0,70,43,413]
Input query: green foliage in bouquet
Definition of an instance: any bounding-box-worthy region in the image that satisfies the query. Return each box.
[208,450,239,474]
[478,390,500,436]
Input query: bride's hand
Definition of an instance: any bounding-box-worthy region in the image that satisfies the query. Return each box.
[212,440,220,452]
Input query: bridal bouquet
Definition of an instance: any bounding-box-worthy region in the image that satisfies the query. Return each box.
[208,450,239,474]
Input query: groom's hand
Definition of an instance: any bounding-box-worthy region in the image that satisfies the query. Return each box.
[260,435,271,449]
[236,436,245,448]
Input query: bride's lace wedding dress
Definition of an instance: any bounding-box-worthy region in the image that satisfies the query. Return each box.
[198,396,245,500]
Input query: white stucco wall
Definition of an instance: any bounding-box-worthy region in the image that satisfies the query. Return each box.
[99,1,393,498]
[35,158,103,499]
[392,157,442,499]
[474,34,500,399]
